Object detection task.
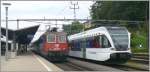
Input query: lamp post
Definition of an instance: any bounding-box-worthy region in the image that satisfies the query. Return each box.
[0,1,1,61]
[3,3,11,61]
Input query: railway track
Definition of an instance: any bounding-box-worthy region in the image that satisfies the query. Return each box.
[133,53,149,56]
[133,56,149,60]
[131,53,149,65]
[130,58,149,64]
[53,58,122,71]
[107,64,148,71]
[36,53,149,71]
[68,56,149,71]
[133,53,149,59]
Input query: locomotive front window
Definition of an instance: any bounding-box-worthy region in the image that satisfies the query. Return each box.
[47,34,56,43]
[59,35,66,43]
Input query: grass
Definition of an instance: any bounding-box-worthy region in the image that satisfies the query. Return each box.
[131,48,149,53]
[130,28,149,54]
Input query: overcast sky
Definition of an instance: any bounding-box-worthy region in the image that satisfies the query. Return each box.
[1,1,94,30]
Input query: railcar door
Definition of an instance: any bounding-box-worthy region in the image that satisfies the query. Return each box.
[86,35,112,61]
[82,38,86,58]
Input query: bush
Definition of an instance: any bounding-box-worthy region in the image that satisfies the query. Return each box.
[131,31,148,53]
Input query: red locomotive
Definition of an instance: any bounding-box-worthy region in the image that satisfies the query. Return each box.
[31,28,68,61]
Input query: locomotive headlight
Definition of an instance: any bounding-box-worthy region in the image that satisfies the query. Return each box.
[111,48,116,50]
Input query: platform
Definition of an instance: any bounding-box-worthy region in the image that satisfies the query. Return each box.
[1,51,63,71]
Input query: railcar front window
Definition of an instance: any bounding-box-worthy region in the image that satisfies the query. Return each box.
[107,27,127,34]
[111,35,128,49]
[106,27,129,50]
[47,34,55,43]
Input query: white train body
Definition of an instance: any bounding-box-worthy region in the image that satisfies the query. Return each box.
[68,26,131,64]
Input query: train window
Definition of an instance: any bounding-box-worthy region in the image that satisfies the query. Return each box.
[47,34,56,43]
[93,36,100,48]
[59,35,66,43]
[111,34,129,49]
[86,39,90,48]
[70,40,81,51]
[106,27,128,35]
[89,37,94,48]
[86,37,93,48]
[77,40,81,48]
[101,35,111,48]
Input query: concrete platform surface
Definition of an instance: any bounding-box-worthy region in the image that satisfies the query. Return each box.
[1,51,63,71]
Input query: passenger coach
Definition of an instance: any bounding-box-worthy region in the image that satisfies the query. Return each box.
[68,26,132,64]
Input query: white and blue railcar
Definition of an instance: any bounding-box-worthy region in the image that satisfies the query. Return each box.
[68,26,132,64]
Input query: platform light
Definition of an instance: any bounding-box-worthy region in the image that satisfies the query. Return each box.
[3,3,11,61]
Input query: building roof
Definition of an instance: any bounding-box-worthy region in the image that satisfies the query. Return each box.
[1,25,39,44]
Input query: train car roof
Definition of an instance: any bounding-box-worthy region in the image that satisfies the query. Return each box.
[30,24,49,44]
[30,24,65,44]
[68,26,107,40]
[68,26,128,41]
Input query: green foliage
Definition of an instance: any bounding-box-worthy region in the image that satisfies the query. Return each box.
[63,21,84,35]
[91,1,149,21]
[131,48,149,53]
[130,30,148,53]
[131,33,147,48]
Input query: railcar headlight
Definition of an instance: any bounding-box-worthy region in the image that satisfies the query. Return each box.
[111,48,116,50]
[127,48,130,50]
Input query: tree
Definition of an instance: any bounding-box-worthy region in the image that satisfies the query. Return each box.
[63,21,84,35]
[91,1,149,21]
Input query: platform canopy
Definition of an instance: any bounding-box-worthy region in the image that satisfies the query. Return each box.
[1,25,39,44]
